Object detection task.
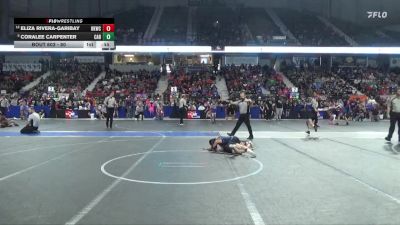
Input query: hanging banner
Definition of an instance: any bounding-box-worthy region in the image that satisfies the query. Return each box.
[74,56,105,63]
[224,56,259,65]
[272,36,287,40]
[2,63,42,72]
[390,57,400,68]
[5,55,51,63]
[292,56,305,68]
[187,111,200,119]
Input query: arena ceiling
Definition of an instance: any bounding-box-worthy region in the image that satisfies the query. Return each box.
[1,0,399,40]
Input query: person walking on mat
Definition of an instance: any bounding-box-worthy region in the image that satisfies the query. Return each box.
[385,89,400,142]
[227,92,254,140]
[305,94,320,135]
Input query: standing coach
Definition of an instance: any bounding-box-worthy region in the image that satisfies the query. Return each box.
[385,89,400,142]
[228,92,254,140]
[104,92,117,129]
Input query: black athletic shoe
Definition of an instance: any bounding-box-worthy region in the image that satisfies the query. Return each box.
[306,131,310,135]
[314,125,318,132]
[227,133,233,136]
[247,136,254,140]
[385,136,391,142]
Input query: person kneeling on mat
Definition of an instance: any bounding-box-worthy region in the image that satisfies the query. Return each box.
[208,136,256,158]
[20,107,40,134]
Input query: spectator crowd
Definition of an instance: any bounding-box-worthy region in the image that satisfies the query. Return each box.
[0,57,398,123]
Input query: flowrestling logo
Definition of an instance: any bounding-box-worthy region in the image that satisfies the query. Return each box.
[367,11,388,19]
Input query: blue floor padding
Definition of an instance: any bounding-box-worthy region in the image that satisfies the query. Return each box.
[0,131,220,137]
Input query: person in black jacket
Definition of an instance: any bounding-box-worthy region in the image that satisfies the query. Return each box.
[275,96,283,120]
[266,98,274,120]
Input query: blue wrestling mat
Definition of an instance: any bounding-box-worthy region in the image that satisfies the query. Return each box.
[0,131,220,137]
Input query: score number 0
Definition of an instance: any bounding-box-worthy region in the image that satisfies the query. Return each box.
[102,24,115,32]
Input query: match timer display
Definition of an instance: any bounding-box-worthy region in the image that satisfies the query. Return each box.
[14,18,115,50]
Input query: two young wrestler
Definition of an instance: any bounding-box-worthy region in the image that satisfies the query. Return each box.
[208,135,256,158]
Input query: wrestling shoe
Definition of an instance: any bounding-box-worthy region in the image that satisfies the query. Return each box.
[247,135,254,140]
[385,136,391,142]
[227,133,233,136]
[247,151,256,158]
[246,140,254,149]
[306,131,311,135]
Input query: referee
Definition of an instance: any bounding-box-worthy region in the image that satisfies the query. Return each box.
[228,92,254,140]
[385,89,400,142]
[104,92,117,129]
[179,94,187,126]
[306,94,319,134]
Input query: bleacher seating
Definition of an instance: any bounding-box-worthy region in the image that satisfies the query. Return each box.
[163,69,219,105]
[283,68,356,100]
[195,6,246,46]
[276,9,348,46]
[29,61,101,101]
[115,6,155,45]
[0,71,42,94]
[335,67,400,97]
[91,69,160,100]
[152,7,188,44]
[222,65,288,100]
[242,8,282,45]
[332,19,397,46]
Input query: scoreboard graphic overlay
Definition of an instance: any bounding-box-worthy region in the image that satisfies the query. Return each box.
[14,18,115,49]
